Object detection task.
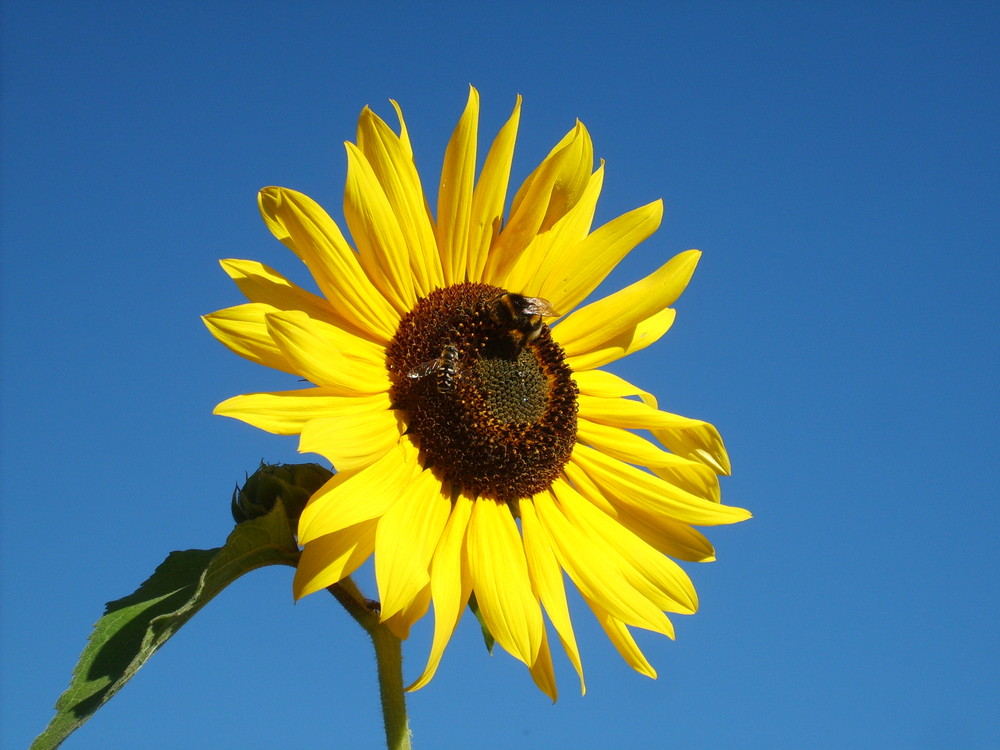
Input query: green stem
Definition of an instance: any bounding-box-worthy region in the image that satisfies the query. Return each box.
[327,578,374,626]
[370,623,412,750]
[327,579,412,750]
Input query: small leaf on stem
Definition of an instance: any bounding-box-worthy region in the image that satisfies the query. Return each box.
[467,592,496,656]
[32,501,300,750]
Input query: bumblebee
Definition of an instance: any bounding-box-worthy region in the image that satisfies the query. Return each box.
[490,292,558,348]
[407,344,463,393]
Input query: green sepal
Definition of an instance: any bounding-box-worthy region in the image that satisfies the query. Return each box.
[467,592,495,656]
[31,501,300,750]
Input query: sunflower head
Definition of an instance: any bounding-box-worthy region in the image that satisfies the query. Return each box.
[386,282,578,501]
[205,87,750,700]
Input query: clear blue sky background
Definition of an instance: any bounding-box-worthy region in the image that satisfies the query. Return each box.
[3,2,998,748]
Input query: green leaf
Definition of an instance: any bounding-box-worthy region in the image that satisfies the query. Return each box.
[467,592,495,656]
[32,501,300,750]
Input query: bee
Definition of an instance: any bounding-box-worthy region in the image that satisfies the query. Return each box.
[490,292,558,348]
[407,344,463,393]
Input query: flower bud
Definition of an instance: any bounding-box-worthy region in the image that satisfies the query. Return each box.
[231,462,333,526]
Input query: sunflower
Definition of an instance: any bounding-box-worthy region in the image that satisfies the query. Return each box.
[205,87,750,699]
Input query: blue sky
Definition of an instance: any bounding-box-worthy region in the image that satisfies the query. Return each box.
[2,2,997,748]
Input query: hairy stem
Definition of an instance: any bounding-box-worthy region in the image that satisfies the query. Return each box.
[370,623,412,750]
[327,579,411,750]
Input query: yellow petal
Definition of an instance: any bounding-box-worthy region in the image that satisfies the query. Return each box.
[219,258,339,323]
[582,595,658,678]
[561,307,677,371]
[202,304,293,374]
[263,310,390,392]
[376,468,452,621]
[537,199,663,315]
[554,249,699,365]
[617,505,716,563]
[214,390,390,435]
[557,460,617,515]
[264,303,386,366]
[467,95,521,282]
[571,444,749,526]
[293,519,377,599]
[577,393,731,475]
[298,407,402,472]
[502,164,605,295]
[509,121,594,231]
[465,498,543,667]
[574,369,658,408]
[541,162,604,248]
[257,187,398,343]
[575,417,721,502]
[356,105,442,295]
[407,491,475,692]
[437,86,479,286]
[532,490,674,636]
[343,143,417,315]
[383,582,432,640]
[552,477,697,615]
[520,498,586,695]
[483,121,593,284]
[562,458,716,561]
[298,439,419,544]
[528,627,558,702]
[389,100,413,160]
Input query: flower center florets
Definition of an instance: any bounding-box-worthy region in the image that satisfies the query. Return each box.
[386,283,578,502]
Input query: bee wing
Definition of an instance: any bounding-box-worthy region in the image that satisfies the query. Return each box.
[408,358,442,379]
[522,296,557,317]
